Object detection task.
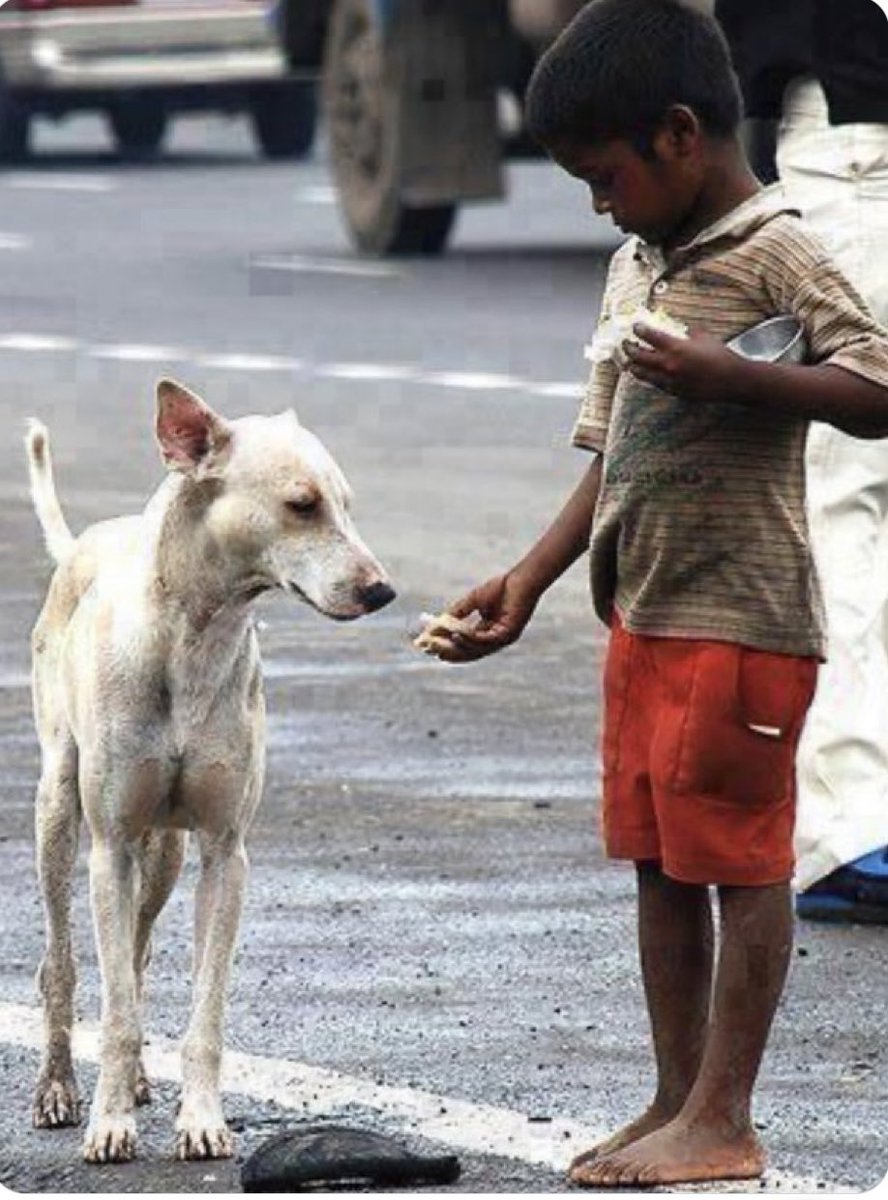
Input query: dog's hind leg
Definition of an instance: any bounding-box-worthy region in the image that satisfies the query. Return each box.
[132,828,187,1106]
[33,742,82,1129]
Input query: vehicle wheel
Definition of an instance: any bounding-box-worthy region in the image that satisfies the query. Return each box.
[109,101,168,161]
[251,81,317,160]
[322,0,456,257]
[0,81,30,164]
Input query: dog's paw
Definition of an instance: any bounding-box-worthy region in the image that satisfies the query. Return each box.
[175,1110,233,1161]
[82,1114,137,1164]
[33,1076,82,1128]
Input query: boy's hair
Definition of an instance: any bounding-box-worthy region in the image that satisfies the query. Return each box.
[525,0,742,154]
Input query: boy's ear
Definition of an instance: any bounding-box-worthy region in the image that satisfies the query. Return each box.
[155,379,232,476]
[657,104,703,159]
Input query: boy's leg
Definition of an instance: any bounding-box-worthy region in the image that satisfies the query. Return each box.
[575,880,792,1187]
[569,862,713,1175]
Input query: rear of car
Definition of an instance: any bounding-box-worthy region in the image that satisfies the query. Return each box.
[0,0,317,160]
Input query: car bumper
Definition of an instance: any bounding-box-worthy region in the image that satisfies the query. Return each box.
[0,8,287,92]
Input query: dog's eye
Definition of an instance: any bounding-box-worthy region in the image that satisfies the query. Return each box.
[285,494,319,516]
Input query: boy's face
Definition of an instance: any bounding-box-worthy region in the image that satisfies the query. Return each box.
[550,114,705,246]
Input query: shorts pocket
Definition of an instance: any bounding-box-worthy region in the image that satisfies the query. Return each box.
[669,644,817,806]
[602,626,633,780]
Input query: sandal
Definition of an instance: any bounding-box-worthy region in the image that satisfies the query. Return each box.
[796,847,888,924]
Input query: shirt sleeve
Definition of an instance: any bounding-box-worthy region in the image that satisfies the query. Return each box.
[571,358,619,453]
[763,219,888,390]
[571,253,623,453]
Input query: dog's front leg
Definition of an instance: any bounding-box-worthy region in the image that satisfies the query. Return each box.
[83,837,141,1163]
[133,828,188,1106]
[176,829,248,1161]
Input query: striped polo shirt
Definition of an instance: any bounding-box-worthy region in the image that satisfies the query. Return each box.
[573,187,888,658]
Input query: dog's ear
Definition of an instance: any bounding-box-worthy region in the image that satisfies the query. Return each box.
[155,379,232,475]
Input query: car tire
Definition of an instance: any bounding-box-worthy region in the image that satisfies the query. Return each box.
[108,100,168,161]
[0,79,30,164]
[251,81,317,160]
[322,0,456,257]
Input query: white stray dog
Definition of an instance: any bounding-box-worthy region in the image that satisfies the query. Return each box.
[26,380,395,1164]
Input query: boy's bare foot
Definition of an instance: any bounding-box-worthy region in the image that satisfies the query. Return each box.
[567,1103,676,1178]
[569,1116,765,1187]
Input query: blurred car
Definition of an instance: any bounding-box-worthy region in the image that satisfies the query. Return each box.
[0,0,317,161]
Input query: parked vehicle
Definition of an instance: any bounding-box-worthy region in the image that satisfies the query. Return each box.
[0,0,318,162]
[273,0,586,256]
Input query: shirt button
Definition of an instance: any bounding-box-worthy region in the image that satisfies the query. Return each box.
[653,280,668,295]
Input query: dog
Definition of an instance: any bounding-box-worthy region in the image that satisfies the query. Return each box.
[26,380,394,1164]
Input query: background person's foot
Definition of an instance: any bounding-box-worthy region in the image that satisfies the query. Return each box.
[796,847,888,924]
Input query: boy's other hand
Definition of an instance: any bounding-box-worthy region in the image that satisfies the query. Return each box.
[434,571,538,662]
[625,324,743,403]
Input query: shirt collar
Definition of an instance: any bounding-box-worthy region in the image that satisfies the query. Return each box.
[632,184,799,272]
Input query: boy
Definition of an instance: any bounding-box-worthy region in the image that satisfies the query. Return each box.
[432,0,888,1188]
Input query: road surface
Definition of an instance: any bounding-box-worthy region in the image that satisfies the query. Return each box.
[0,112,884,1195]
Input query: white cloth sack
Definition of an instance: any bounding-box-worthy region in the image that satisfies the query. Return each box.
[777,77,888,888]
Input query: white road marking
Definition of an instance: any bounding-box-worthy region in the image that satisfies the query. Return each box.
[296,185,338,205]
[0,670,30,691]
[195,353,303,373]
[527,381,584,399]
[422,371,521,391]
[3,173,116,193]
[0,333,80,352]
[263,657,430,679]
[89,343,188,363]
[317,362,416,381]
[0,330,580,400]
[251,253,401,279]
[0,1001,849,1191]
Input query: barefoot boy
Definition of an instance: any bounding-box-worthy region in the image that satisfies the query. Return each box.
[433,0,888,1187]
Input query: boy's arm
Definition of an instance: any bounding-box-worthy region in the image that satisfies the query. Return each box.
[510,454,603,594]
[625,329,888,439]
[436,456,603,663]
[628,225,888,436]
[438,247,621,664]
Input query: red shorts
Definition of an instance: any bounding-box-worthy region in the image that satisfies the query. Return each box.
[601,618,818,886]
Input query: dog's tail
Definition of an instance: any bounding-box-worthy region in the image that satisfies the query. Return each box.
[25,420,75,565]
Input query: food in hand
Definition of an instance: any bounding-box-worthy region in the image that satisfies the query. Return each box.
[585,305,688,368]
[631,306,688,340]
[413,611,474,656]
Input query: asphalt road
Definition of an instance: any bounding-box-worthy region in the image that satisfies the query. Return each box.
[0,113,885,1196]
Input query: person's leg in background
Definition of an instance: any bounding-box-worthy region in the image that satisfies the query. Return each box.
[777,77,888,922]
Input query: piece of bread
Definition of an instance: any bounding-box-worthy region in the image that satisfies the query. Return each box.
[633,306,688,341]
[413,610,474,655]
[585,305,688,368]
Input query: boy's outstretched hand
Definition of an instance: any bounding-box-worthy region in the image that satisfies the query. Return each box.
[625,323,745,403]
[432,571,539,663]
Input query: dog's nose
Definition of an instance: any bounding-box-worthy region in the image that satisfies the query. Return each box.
[359,580,396,612]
